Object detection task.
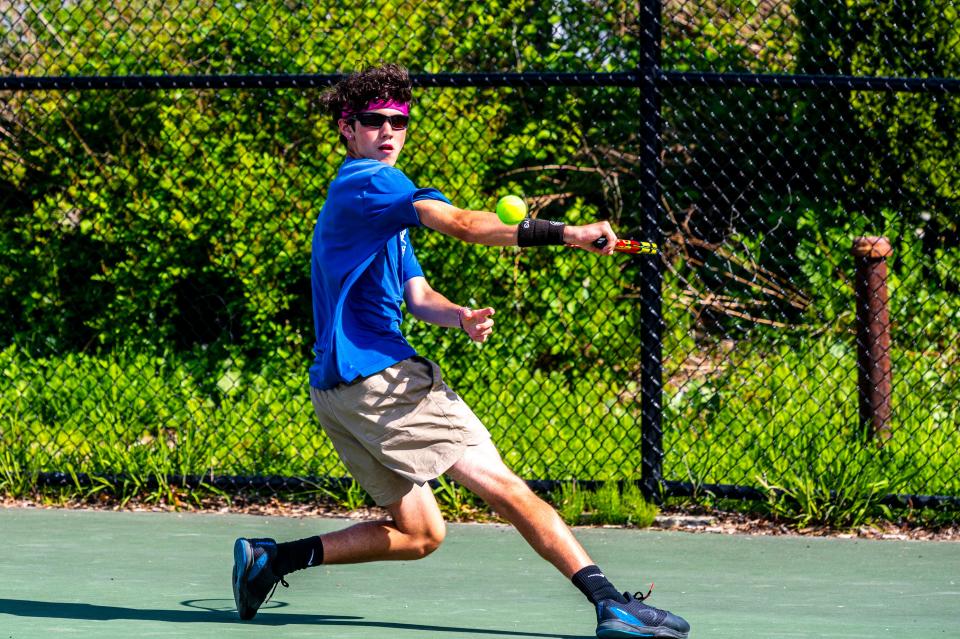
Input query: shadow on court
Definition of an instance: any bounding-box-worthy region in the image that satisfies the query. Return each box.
[0,598,591,638]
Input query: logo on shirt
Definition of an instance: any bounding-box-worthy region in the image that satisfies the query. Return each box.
[400,229,408,256]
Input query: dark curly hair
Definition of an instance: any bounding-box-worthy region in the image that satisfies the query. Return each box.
[320,64,413,145]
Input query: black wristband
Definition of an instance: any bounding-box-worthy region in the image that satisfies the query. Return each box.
[517,218,566,247]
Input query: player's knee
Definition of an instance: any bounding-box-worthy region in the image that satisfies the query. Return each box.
[411,520,446,558]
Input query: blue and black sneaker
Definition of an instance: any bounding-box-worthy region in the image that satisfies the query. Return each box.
[595,589,690,638]
[232,537,288,620]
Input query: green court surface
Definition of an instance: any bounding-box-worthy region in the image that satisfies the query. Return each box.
[2,507,957,638]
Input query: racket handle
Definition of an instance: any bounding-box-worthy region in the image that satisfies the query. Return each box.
[592,237,659,254]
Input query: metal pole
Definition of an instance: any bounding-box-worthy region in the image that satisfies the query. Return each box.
[851,236,894,443]
[639,0,664,501]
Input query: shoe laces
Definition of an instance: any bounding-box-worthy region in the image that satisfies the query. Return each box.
[263,575,289,607]
[627,583,654,602]
[251,543,288,605]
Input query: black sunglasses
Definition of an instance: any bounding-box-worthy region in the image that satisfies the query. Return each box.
[349,112,410,130]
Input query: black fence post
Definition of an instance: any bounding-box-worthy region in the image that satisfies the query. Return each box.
[639,0,664,502]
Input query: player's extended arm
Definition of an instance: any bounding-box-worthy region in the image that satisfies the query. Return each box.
[413,199,616,254]
[403,276,494,342]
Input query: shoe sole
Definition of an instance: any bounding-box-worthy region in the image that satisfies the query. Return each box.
[232,538,256,620]
[597,619,689,639]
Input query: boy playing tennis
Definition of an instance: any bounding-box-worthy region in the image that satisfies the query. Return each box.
[232,63,690,639]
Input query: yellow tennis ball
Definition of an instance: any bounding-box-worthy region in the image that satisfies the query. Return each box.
[496,195,527,224]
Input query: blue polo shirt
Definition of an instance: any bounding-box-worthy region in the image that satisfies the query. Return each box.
[309,157,450,390]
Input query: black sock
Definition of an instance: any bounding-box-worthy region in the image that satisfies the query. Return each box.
[571,565,626,604]
[274,536,324,576]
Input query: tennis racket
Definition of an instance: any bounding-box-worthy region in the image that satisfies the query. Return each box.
[592,237,659,254]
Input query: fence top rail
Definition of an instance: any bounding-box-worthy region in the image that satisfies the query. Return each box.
[2,71,960,93]
[0,72,640,91]
[662,71,960,93]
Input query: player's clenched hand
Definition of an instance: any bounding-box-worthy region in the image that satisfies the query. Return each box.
[564,221,617,254]
[459,307,495,343]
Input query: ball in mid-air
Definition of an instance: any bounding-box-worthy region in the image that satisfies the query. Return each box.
[496,195,527,224]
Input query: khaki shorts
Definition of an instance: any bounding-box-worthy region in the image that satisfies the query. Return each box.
[309,356,490,506]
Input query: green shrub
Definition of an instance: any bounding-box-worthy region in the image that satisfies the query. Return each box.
[552,482,659,527]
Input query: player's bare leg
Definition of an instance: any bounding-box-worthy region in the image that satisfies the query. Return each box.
[445,439,690,638]
[445,439,591,577]
[233,481,445,620]
[321,481,447,563]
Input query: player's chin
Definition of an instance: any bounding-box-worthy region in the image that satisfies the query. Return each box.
[378,148,402,165]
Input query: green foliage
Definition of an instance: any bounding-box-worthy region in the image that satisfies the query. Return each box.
[5,1,957,364]
[588,482,660,527]
[795,206,960,347]
[793,0,960,242]
[757,449,893,529]
[663,337,960,527]
[1,339,957,526]
[552,482,659,527]
[1,1,648,361]
[310,479,374,512]
[0,422,41,499]
[3,0,959,529]
[432,476,488,521]
[659,1,960,354]
[663,0,800,73]
[1,0,643,77]
[553,482,589,525]
[0,344,335,482]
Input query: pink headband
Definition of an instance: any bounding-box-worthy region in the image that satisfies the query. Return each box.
[341,100,410,119]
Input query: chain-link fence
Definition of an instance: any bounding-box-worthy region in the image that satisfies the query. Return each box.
[2,1,958,520]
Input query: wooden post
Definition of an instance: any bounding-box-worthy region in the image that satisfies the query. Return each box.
[851,236,894,444]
